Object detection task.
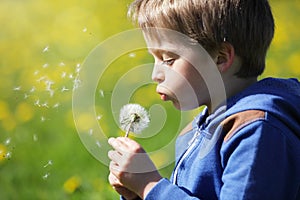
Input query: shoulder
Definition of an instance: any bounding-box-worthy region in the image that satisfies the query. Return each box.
[221,110,266,142]
[220,109,300,145]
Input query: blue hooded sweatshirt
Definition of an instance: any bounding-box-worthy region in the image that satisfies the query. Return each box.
[144,78,300,200]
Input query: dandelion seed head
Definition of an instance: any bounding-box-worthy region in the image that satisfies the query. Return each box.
[119,104,150,135]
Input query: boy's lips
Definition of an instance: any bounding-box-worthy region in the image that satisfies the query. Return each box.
[159,93,167,101]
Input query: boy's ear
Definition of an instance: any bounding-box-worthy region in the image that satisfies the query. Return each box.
[216,42,235,73]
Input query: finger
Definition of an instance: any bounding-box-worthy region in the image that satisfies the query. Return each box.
[108,137,129,153]
[109,160,120,171]
[114,186,139,199]
[108,172,122,186]
[117,137,145,153]
[108,150,122,162]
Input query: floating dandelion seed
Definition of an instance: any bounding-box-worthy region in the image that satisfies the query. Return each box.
[48,89,55,97]
[88,129,93,136]
[5,151,12,160]
[83,27,87,32]
[33,70,39,76]
[61,71,67,78]
[42,172,50,180]
[37,76,46,83]
[96,115,102,120]
[99,89,104,98]
[43,160,53,168]
[96,140,101,148]
[41,102,49,108]
[59,62,65,67]
[73,77,81,91]
[13,86,21,91]
[34,99,41,107]
[42,45,49,53]
[61,86,69,92]
[30,86,36,93]
[42,63,49,68]
[52,103,60,108]
[129,52,136,58]
[41,116,46,122]
[119,104,150,137]
[4,138,11,145]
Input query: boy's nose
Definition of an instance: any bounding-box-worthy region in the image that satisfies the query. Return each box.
[151,64,165,83]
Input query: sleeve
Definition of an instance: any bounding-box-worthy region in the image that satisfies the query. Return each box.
[145,178,201,200]
[220,120,299,200]
[145,119,299,200]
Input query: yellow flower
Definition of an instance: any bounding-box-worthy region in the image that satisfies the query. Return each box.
[63,175,81,194]
[15,102,34,123]
[0,144,7,162]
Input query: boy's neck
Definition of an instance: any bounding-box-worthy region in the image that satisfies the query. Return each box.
[208,76,257,114]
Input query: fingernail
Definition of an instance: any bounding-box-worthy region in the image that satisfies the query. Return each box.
[108,137,115,145]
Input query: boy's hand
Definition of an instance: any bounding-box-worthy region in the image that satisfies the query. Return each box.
[108,172,140,200]
[108,137,162,199]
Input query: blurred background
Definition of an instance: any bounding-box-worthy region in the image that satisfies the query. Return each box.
[0,0,299,199]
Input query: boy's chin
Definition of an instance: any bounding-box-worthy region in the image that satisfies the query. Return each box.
[173,101,199,111]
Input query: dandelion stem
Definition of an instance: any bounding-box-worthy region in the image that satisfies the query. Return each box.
[125,121,133,137]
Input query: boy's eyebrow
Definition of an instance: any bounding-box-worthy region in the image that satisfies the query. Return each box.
[147,48,178,56]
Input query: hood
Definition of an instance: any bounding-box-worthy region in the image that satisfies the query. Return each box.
[225,77,300,138]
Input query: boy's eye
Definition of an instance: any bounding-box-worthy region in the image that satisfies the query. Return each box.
[162,59,175,66]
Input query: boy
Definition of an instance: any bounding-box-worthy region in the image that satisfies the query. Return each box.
[108,0,300,199]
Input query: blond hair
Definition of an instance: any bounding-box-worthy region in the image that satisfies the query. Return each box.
[128,0,275,77]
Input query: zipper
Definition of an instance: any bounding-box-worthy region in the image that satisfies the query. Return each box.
[172,129,201,184]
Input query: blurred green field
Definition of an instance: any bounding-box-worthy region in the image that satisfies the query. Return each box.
[0,0,299,199]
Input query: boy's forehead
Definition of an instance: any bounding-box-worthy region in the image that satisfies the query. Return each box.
[142,27,199,51]
[143,32,188,54]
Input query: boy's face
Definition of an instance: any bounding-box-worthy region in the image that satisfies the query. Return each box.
[144,30,214,111]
